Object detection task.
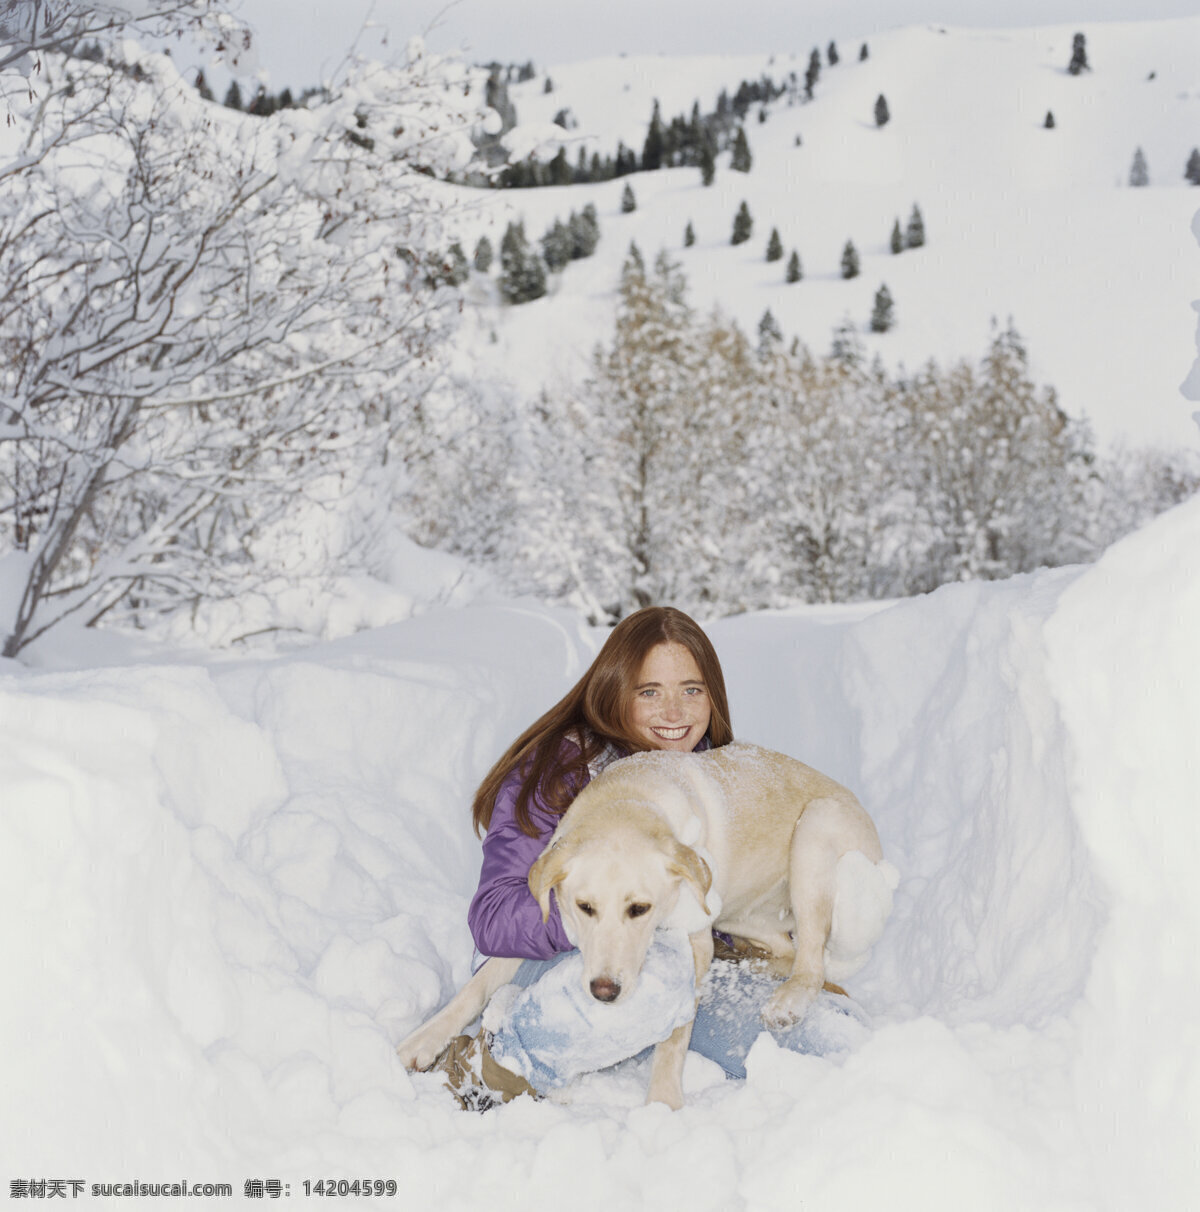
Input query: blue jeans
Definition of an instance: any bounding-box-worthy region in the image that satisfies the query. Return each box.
[486,934,870,1091]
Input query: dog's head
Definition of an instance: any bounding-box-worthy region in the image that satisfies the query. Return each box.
[528,821,711,1004]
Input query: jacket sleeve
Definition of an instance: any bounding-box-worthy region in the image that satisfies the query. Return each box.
[467,764,577,960]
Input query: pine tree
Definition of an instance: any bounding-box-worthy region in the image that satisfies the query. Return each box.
[766,227,783,262]
[1068,32,1089,76]
[841,239,860,279]
[684,221,696,248]
[194,70,214,101]
[473,235,493,273]
[827,41,840,66]
[549,146,572,186]
[805,47,821,99]
[1044,110,1056,129]
[874,94,890,127]
[870,284,895,333]
[643,99,665,171]
[621,182,637,213]
[623,241,645,281]
[731,201,753,246]
[1186,148,1200,185]
[731,126,752,172]
[569,205,600,259]
[758,308,783,351]
[541,219,572,272]
[786,250,802,283]
[499,221,547,304]
[223,80,243,110]
[905,204,926,249]
[1129,147,1149,187]
[699,140,716,186]
[890,219,904,254]
[859,43,870,62]
[442,241,469,287]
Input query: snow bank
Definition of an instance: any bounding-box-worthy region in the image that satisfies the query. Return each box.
[2,502,1198,1208]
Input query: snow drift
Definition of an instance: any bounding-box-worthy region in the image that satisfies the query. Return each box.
[3,492,1197,1210]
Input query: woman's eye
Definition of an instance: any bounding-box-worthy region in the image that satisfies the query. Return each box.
[577,901,595,917]
[627,903,651,918]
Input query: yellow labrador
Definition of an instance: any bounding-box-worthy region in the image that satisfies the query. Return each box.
[397,741,897,1108]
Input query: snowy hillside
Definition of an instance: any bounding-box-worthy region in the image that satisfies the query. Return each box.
[450,19,1200,449]
[4,491,1198,1209]
[2,13,1199,1209]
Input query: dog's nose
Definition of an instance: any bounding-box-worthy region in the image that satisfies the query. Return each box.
[589,977,621,1003]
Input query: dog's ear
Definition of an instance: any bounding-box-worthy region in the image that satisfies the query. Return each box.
[666,841,712,916]
[528,840,570,923]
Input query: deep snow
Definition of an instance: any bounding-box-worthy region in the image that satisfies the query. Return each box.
[3,14,1200,1210]
[3,489,1198,1210]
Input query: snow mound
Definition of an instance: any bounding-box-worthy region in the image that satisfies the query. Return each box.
[2,499,1198,1207]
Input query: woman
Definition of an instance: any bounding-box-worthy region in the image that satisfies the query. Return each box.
[437,606,864,1109]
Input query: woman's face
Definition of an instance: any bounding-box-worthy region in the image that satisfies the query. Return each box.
[629,641,711,751]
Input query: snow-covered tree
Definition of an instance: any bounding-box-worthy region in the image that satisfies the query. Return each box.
[786,249,802,283]
[874,94,890,127]
[766,227,784,262]
[0,27,486,653]
[621,181,637,212]
[1186,148,1200,185]
[890,219,904,254]
[684,221,696,247]
[757,308,783,351]
[1129,147,1149,187]
[896,323,1092,588]
[540,219,573,272]
[500,221,548,302]
[569,205,600,259]
[474,235,494,272]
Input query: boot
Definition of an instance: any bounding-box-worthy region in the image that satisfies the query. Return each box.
[433,1031,538,1112]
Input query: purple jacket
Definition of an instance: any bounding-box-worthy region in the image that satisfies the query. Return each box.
[467,750,584,960]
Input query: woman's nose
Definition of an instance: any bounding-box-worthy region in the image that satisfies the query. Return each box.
[661,697,683,720]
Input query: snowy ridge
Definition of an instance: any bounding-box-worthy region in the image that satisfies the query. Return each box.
[455,18,1200,448]
[4,495,1198,1208]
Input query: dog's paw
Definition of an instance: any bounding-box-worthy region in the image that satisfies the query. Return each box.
[396,1032,442,1072]
[760,977,820,1030]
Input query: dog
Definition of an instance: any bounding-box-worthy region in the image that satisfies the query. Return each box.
[396,741,897,1109]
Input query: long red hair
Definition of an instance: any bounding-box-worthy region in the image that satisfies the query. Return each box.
[472,607,733,837]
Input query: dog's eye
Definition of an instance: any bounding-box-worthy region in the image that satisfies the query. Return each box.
[627,903,651,918]
[576,901,595,917]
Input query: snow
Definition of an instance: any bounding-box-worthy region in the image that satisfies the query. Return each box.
[451,19,1200,449]
[3,12,1200,1210]
[3,491,1199,1209]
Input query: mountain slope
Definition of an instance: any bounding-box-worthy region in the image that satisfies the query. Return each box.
[450,19,1200,449]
